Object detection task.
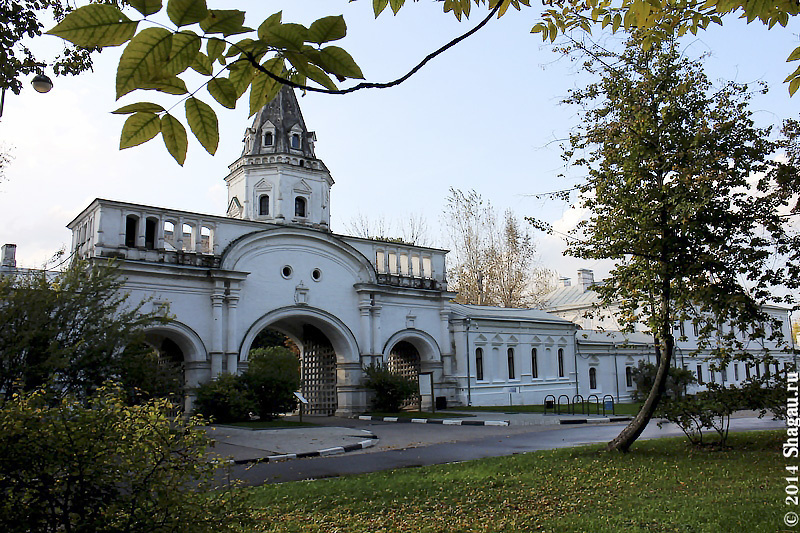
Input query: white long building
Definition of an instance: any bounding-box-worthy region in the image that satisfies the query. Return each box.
[3,87,793,414]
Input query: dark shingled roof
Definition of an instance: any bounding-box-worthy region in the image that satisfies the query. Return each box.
[242,85,321,163]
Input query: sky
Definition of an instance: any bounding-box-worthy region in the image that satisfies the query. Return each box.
[1,1,799,283]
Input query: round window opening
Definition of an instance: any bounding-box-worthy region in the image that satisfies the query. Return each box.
[311,268,322,281]
[281,265,293,279]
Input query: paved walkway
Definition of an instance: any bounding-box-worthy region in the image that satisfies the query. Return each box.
[205,410,634,464]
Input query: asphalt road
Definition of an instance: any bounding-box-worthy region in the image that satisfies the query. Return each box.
[226,416,785,486]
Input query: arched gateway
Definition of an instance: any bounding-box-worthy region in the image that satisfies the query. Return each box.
[240,306,361,416]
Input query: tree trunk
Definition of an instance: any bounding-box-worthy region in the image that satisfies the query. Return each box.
[607,330,674,452]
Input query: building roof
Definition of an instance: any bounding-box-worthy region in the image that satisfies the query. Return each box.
[575,330,653,346]
[449,303,575,325]
[543,284,602,311]
[242,85,321,161]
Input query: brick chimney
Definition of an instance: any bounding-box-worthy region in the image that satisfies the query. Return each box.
[577,268,594,291]
[1,244,16,268]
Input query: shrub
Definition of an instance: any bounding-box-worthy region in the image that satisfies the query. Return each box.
[362,362,418,412]
[630,360,696,401]
[0,385,252,532]
[192,373,255,423]
[242,346,300,420]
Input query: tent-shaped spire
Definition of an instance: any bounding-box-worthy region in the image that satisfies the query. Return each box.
[242,85,319,160]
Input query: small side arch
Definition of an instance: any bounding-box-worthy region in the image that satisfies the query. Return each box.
[382,329,442,364]
[143,321,207,363]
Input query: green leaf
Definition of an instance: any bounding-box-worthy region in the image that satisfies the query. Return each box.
[307,15,347,44]
[208,78,237,109]
[257,11,283,40]
[373,0,389,17]
[261,23,308,51]
[319,46,364,79]
[207,38,226,64]
[788,45,800,63]
[116,27,173,99]
[304,63,338,91]
[127,0,162,16]
[190,52,212,76]
[199,10,250,36]
[139,76,188,95]
[120,112,161,149]
[249,58,284,117]
[161,113,188,165]
[390,0,405,15]
[46,4,137,48]
[112,102,165,114]
[164,30,201,76]
[167,0,208,27]
[228,61,256,97]
[185,97,218,155]
[790,76,800,97]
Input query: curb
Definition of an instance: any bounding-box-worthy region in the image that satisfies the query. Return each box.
[229,435,377,466]
[357,415,509,427]
[559,416,632,425]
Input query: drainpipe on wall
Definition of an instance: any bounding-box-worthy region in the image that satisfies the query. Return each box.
[573,334,579,397]
[614,345,620,404]
[465,317,472,406]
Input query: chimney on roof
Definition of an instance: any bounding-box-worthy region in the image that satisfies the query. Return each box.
[577,268,594,291]
[559,277,571,288]
[1,244,17,268]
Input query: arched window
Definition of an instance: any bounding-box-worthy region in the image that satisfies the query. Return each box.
[507,348,515,380]
[557,348,565,378]
[531,348,538,379]
[625,366,633,388]
[295,197,306,217]
[475,347,484,381]
[263,131,273,146]
[125,215,138,248]
[259,195,269,216]
[589,367,597,389]
[290,133,301,149]
[144,217,157,250]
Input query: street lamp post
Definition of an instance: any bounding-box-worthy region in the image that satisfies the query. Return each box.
[0,74,54,119]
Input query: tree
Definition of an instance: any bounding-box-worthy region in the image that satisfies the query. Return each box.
[243,346,300,420]
[345,212,432,246]
[362,361,418,412]
[0,385,252,532]
[0,258,167,403]
[557,39,797,452]
[0,0,114,95]
[444,187,553,307]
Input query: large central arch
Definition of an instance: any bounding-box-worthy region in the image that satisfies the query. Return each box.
[240,305,365,415]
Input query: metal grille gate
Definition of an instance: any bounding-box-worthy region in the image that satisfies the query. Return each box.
[300,325,337,415]
[388,341,421,411]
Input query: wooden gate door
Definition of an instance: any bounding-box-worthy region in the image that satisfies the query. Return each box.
[301,325,337,415]
[388,341,421,411]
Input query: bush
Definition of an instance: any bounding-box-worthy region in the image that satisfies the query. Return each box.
[192,373,255,423]
[0,385,252,532]
[630,360,696,401]
[657,377,789,447]
[362,362,418,412]
[243,346,300,420]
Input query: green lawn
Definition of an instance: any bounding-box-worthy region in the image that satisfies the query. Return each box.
[454,401,644,416]
[216,420,317,429]
[362,411,473,419]
[243,430,788,532]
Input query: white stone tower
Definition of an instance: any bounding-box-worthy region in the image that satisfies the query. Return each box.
[225,86,333,229]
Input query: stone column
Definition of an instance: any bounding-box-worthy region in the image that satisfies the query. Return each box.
[210,290,225,378]
[358,295,372,356]
[226,292,240,374]
[371,302,382,360]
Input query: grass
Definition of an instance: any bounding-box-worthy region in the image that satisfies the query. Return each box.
[454,401,644,416]
[363,411,474,419]
[243,430,787,532]
[217,420,317,429]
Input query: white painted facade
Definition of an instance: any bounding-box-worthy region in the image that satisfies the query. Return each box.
[10,87,792,415]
